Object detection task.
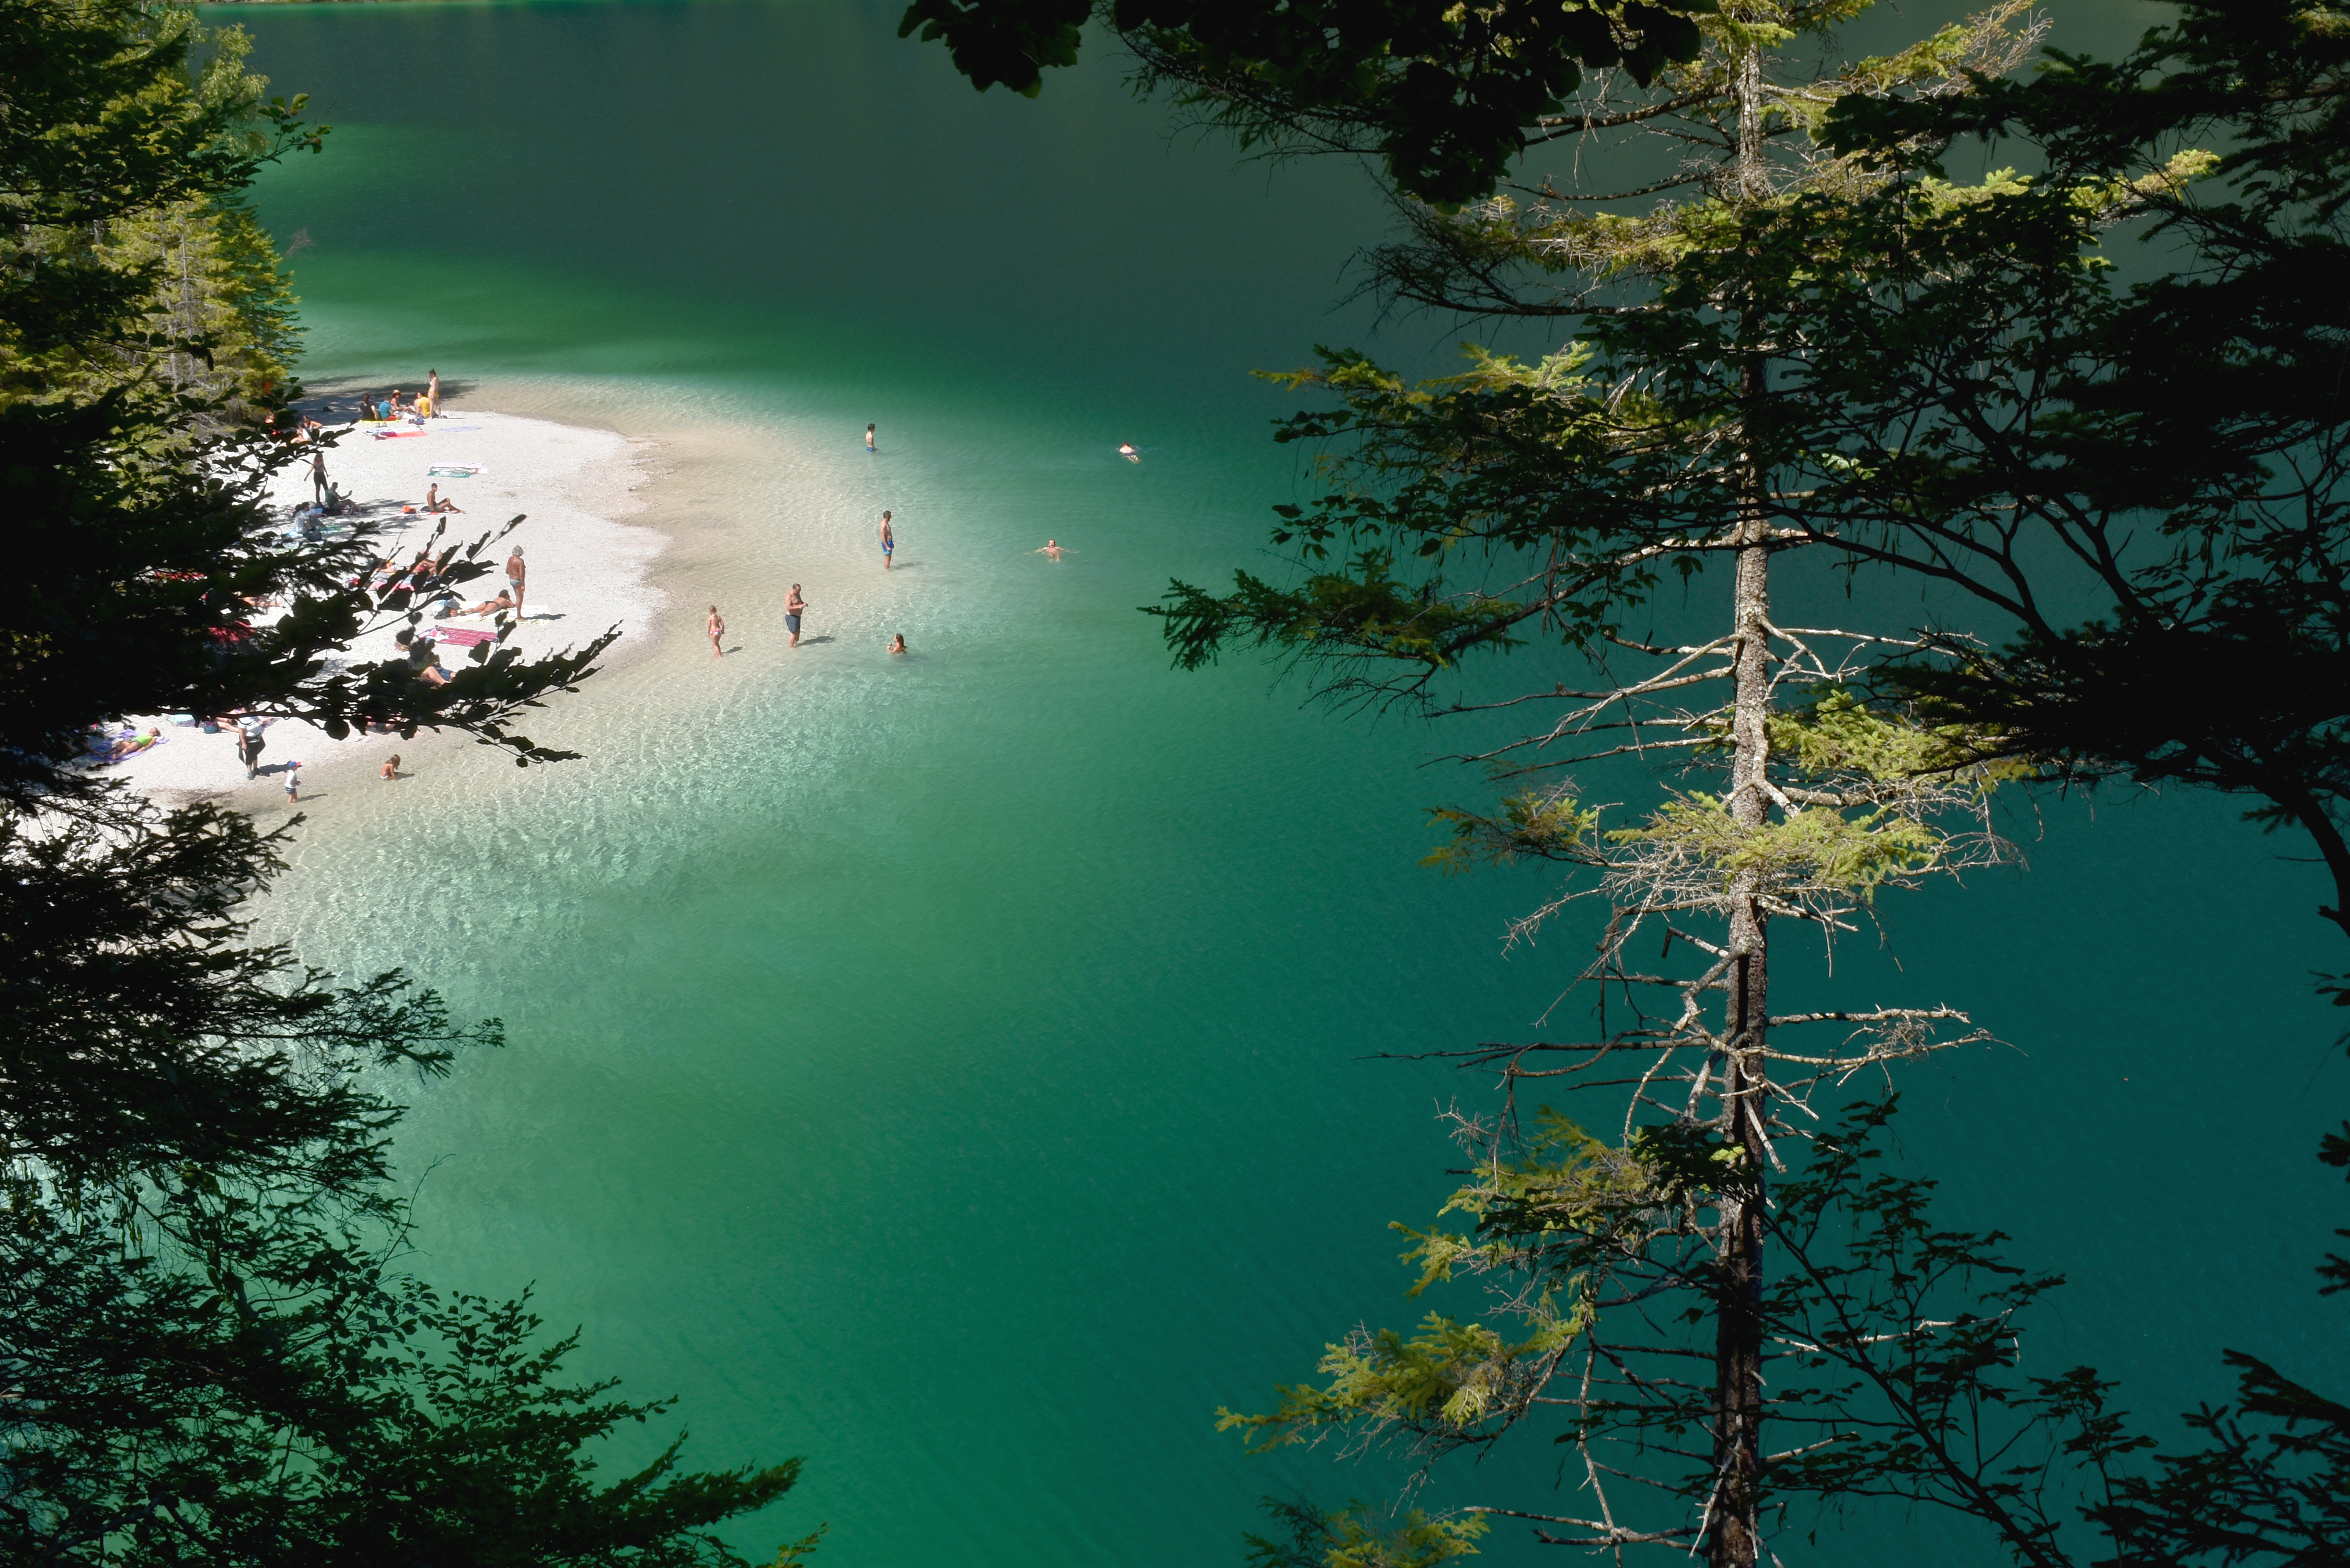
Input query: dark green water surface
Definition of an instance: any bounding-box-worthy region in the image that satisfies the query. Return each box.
[223,3,2345,1562]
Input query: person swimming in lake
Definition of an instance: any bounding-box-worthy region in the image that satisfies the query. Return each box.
[1118,443,1139,462]
[886,633,907,655]
[1031,539,1070,561]
[878,511,894,569]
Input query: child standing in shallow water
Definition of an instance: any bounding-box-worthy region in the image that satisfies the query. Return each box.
[878,511,894,569]
[707,605,725,659]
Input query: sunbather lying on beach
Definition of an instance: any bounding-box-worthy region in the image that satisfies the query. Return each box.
[457,590,515,618]
[98,728,162,764]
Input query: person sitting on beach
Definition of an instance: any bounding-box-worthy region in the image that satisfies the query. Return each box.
[422,482,463,514]
[417,648,453,686]
[457,590,516,619]
[886,633,907,656]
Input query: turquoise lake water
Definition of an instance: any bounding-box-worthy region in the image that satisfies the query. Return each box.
[223,3,2347,1561]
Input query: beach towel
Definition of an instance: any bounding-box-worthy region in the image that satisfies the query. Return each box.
[428,627,494,647]
[372,429,428,440]
[434,425,482,434]
[426,464,483,477]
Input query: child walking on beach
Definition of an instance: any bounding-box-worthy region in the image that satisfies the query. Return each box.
[708,605,726,659]
[283,760,301,803]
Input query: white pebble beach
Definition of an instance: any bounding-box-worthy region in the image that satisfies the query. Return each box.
[95,405,664,805]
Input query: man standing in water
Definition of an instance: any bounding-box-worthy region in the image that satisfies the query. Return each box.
[505,545,526,618]
[865,423,877,452]
[786,583,807,648]
[878,511,894,570]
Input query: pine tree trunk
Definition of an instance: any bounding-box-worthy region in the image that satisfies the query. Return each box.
[1710,44,1772,1568]
[1710,473,1771,1568]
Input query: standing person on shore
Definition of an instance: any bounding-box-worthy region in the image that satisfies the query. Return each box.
[427,368,440,413]
[865,423,876,452]
[878,511,894,570]
[282,760,300,803]
[309,449,328,504]
[707,605,725,659]
[785,584,807,648]
[505,546,526,617]
[237,717,265,779]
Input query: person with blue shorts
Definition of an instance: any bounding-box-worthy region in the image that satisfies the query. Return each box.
[878,511,894,570]
[786,583,807,647]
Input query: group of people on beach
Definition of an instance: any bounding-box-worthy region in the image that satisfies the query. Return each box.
[192,399,1124,797]
[364,370,442,425]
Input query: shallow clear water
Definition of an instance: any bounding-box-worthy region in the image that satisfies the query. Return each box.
[225,3,2347,1562]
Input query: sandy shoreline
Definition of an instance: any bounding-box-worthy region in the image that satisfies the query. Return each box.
[98,405,666,805]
